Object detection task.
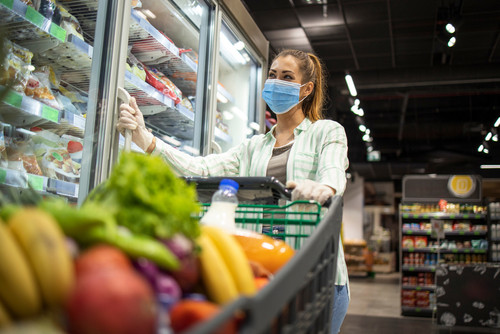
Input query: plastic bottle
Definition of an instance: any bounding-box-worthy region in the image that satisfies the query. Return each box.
[200,179,239,232]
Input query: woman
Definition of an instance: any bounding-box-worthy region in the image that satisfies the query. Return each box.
[118,49,349,333]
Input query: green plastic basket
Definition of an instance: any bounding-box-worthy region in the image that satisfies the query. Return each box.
[199,200,322,250]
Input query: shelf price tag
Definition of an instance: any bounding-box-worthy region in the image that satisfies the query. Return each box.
[463,214,469,219]
[49,23,66,42]
[27,174,44,192]
[41,105,59,122]
[452,249,458,253]
[464,249,471,253]
[459,231,465,235]
[25,6,45,28]
[403,214,409,218]
[409,267,415,272]
[0,0,14,9]
[0,168,6,184]
[4,90,22,108]
[423,214,429,218]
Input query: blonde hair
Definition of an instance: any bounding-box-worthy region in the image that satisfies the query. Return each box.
[272,49,327,121]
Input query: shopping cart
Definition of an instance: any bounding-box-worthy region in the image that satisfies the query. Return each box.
[184,177,343,334]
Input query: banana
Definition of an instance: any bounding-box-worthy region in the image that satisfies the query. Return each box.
[0,298,12,328]
[0,221,41,318]
[8,208,75,309]
[201,226,257,296]
[197,234,239,305]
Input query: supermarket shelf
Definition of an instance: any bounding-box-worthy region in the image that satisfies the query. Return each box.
[402,247,439,253]
[0,167,79,199]
[217,83,235,104]
[124,71,195,140]
[402,265,437,272]
[401,306,435,317]
[401,212,486,219]
[129,9,197,97]
[401,285,436,291]
[214,127,232,144]
[440,249,487,254]
[1,0,67,43]
[402,229,488,237]
[0,88,84,138]
[402,248,487,254]
[491,237,500,242]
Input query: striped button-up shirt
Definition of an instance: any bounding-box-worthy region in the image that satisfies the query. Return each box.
[152,117,349,286]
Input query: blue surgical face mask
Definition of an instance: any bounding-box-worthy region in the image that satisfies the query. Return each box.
[262,79,308,114]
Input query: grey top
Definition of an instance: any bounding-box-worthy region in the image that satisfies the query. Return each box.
[266,141,294,185]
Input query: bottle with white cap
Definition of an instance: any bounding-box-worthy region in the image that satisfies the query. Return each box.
[200,179,239,232]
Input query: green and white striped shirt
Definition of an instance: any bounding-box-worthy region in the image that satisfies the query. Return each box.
[152,117,349,286]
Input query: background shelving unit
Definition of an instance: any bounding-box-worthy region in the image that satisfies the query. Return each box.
[399,204,489,318]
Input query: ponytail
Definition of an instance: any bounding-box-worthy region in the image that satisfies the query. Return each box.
[272,49,327,121]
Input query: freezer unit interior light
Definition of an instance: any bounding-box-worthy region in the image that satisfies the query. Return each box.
[220,31,247,65]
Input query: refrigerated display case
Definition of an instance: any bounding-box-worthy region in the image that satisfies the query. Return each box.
[0,0,268,203]
[0,0,97,203]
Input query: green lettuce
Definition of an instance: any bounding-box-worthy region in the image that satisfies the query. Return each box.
[86,152,200,240]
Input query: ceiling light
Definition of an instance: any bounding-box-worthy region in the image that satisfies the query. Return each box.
[345,74,357,97]
[485,132,492,141]
[480,165,500,169]
[362,134,372,142]
[448,36,456,47]
[483,148,489,154]
[494,117,500,127]
[367,146,374,152]
[493,134,498,142]
[365,129,370,135]
[354,99,360,106]
[478,144,484,152]
[359,124,366,132]
[445,23,456,34]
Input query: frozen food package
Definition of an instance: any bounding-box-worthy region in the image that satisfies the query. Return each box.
[5,40,34,65]
[56,92,81,115]
[60,134,83,163]
[180,97,194,111]
[38,0,56,20]
[58,5,85,41]
[6,140,43,176]
[0,52,31,94]
[21,145,43,176]
[41,147,80,183]
[25,68,63,110]
[127,51,147,81]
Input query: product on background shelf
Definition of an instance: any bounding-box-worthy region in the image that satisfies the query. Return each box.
[144,67,182,104]
[25,67,63,111]
[402,236,414,248]
[53,3,85,41]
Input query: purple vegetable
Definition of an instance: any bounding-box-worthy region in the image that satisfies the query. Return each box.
[134,258,159,287]
[156,273,182,308]
[162,234,194,259]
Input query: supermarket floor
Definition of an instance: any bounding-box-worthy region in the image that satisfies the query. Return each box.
[340,273,499,334]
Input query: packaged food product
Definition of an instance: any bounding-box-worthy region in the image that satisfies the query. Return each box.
[414,236,428,248]
[38,0,57,20]
[0,52,31,93]
[25,68,63,110]
[6,140,43,176]
[180,97,194,112]
[56,4,85,41]
[60,134,83,163]
[5,40,34,65]
[145,67,182,104]
[402,290,416,298]
[402,236,414,248]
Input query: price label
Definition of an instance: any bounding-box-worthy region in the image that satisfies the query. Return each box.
[407,230,413,235]
[452,249,458,253]
[423,214,429,219]
[4,90,22,108]
[28,174,44,191]
[450,214,456,219]
[25,6,45,28]
[459,231,465,235]
[409,267,415,272]
[463,214,469,219]
[403,214,409,218]
[73,114,86,129]
[41,105,59,122]
[0,0,14,9]
[416,286,421,290]
[49,23,66,42]
[474,231,480,235]
[408,247,415,252]
[0,168,6,184]
[464,249,471,253]
[412,214,419,218]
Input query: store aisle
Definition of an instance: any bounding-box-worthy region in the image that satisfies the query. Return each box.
[339,273,499,334]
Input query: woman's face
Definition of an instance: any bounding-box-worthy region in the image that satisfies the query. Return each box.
[268,55,314,101]
[268,55,303,84]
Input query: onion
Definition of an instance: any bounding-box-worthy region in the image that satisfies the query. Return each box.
[161,234,194,259]
[134,258,159,287]
[156,273,182,309]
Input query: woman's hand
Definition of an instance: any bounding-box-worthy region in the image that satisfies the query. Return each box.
[286,180,335,205]
[117,96,154,152]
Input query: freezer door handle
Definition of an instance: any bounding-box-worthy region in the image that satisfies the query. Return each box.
[211,140,222,154]
[117,87,132,152]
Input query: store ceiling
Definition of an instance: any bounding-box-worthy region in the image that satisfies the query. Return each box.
[241,0,500,182]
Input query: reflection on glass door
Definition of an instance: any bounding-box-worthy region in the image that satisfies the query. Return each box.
[124,0,214,156]
[215,19,262,153]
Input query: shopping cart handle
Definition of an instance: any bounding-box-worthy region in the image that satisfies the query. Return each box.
[284,188,332,208]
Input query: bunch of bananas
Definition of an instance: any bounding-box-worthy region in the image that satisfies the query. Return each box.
[197,226,257,305]
[0,208,74,328]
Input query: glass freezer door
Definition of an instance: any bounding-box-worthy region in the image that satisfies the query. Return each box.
[124,0,216,157]
[214,18,264,153]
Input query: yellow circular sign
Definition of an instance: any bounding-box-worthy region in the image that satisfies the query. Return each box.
[448,175,476,198]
